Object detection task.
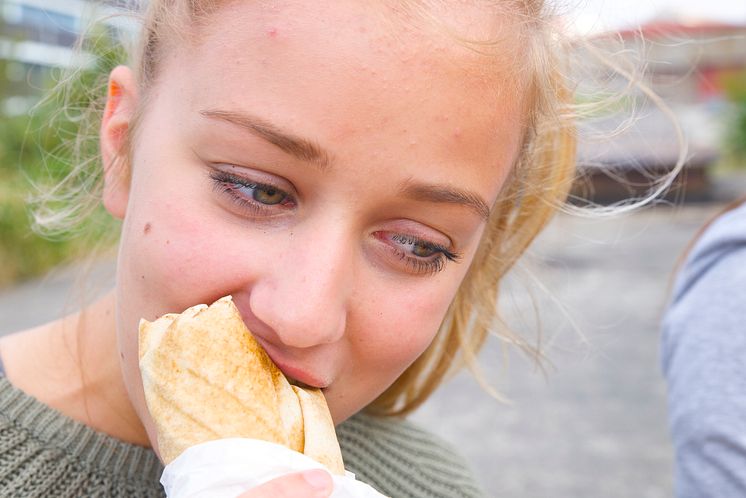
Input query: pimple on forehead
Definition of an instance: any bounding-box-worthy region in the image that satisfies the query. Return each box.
[266,26,278,38]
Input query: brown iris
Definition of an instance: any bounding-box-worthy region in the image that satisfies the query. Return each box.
[253,186,286,205]
[411,242,437,257]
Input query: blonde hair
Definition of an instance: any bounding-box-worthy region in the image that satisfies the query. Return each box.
[372,1,578,415]
[34,0,577,416]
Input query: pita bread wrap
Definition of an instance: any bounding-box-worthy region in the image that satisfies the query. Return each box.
[138,295,345,475]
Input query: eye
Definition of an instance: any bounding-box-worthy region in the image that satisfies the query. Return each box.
[209,169,296,216]
[375,232,461,276]
[392,234,441,258]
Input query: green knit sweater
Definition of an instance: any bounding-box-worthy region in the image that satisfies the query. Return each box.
[0,377,483,497]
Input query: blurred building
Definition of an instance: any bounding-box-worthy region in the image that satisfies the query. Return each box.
[614,21,746,105]
[573,20,746,203]
[0,0,128,114]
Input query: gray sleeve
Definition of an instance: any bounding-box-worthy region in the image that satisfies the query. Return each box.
[661,203,746,498]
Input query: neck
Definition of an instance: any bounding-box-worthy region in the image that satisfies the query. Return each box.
[1,290,150,447]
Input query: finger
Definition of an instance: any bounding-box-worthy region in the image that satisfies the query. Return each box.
[235,469,333,498]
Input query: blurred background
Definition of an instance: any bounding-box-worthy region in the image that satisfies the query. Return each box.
[1,0,746,497]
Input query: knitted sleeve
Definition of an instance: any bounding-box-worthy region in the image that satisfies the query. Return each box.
[338,413,485,498]
[0,377,165,497]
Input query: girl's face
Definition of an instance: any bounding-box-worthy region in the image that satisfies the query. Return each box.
[105,1,527,441]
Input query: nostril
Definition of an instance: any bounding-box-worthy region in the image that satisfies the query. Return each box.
[234,288,344,350]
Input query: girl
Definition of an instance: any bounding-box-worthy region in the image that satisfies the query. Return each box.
[0,0,575,496]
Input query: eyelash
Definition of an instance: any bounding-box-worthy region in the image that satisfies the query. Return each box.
[387,234,461,276]
[209,168,461,276]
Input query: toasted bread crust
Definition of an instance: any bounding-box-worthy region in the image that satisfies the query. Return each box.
[139,296,344,474]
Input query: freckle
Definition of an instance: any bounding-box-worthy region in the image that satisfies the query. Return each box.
[141,275,145,280]
[120,352,124,360]
[166,240,170,245]
[143,222,152,234]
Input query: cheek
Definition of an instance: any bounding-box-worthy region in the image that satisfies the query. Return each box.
[329,277,459,420]
[119,205,227,317]
[356,277,457,373]
[114,188,273,442]
[114,187,263,380]
[118,173,267,317]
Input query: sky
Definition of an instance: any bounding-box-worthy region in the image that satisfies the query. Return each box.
[565,0,746,34]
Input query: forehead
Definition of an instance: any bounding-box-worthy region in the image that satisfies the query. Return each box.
[191,0,526,86]
[155,0,529,190]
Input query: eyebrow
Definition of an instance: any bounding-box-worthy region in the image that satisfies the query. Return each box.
[201,108,490,220]
[401,181,491,221]
[200,108,331,169]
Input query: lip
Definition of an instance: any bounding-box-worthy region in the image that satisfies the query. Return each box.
[254,337,331,389]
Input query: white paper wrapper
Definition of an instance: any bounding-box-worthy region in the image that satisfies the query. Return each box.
[161,438,387,498]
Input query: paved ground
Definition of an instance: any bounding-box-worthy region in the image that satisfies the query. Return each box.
[412,203,726,498]
[0,201,732,497]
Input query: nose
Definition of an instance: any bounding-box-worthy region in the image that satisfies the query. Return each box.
[248,225,352,349]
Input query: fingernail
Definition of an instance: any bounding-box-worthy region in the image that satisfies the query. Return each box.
[302,469,332,491]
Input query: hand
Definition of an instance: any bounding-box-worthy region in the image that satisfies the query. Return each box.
[235,469,334,498]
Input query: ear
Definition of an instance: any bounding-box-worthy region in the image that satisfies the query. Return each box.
[100,65,138,220]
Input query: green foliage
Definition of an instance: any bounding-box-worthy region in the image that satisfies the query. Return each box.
[0,21,128,287]
[722,70,746,103]
[721,70,746,167]
[724,102,746,162]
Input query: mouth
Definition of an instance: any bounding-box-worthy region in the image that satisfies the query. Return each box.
[253,337,330,390]
[274,358,329,390]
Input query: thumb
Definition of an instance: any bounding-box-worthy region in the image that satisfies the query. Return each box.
[236,469,333,498]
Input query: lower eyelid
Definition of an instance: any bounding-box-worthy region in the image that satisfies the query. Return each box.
[398,250,446,275]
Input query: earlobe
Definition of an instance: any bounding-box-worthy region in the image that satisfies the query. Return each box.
[100,65,138,220]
